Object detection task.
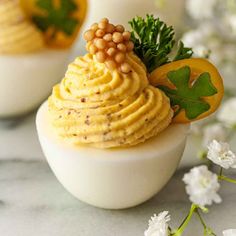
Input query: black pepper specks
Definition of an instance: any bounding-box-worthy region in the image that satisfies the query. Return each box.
[85,119,90,125]
[107,113,112,121]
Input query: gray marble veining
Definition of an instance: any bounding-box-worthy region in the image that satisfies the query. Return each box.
[0,160,236,236]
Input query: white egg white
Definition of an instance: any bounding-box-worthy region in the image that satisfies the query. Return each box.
[0,50,70,118]
[36,101,189,209]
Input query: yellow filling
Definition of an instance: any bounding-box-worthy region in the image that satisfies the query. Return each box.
[0,0,44,54]
[48,53,173,148]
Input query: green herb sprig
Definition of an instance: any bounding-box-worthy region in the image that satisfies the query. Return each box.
[33,0,79,37]
[129,15,193,73]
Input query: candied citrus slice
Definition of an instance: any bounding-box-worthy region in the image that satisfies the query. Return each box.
[149,58,224,123]
[20,0,87,49]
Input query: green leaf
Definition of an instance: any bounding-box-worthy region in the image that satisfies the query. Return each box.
[60,18,79,35]
[36,0,53,11]
[158,66,218,120]
[61,0,77,13]
[33,0,79,36]
[129,15,193,73]
[33,16,51,31]
[173,41,193,61]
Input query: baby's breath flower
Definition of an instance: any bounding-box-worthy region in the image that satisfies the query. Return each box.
[217,98,236,128]
[207,140,236,169]
[144,211,170,236]
[181,25,213,58]
[223,229,236,236]
[225,14,236,35]
[183,165,222,207]
[203,124,227,147]
[185,0,217,20]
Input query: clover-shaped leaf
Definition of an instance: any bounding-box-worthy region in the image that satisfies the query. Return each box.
[158,66,218,119]
[33,0,79,37]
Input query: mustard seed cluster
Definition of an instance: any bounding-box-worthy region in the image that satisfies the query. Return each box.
[83,18,134,73]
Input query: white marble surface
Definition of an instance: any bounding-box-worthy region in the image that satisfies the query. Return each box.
[0,112,236,236]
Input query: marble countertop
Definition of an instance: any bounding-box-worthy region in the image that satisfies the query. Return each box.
[0,113,236,236]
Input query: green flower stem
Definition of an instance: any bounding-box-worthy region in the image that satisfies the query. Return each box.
[195,209,207,228]
[219,175,236,184]
[172,205,215,236]
[172,204,198,236]
[219,167,223,176]
[195,209,216,236]
[218,167,236,184]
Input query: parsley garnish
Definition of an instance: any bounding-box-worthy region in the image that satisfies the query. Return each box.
[33,0,79,37]
[158,66,218,119]
[129,15,193,73]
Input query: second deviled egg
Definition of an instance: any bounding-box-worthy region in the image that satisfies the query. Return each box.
[0,0,86,118]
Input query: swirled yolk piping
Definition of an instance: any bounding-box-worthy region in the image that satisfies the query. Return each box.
[48,52,174,148]
[0,0,44,54]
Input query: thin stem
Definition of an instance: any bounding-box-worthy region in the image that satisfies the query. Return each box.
[195,209,207,228]
[218,167,236,184]
[172,204,198,236]
[218,175,236,184]
[195,209,216,236]
[219,167,223,177]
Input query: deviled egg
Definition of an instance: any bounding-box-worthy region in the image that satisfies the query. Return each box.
[0,0,85,118]
[36,16,224,209]
[37,101,188,209]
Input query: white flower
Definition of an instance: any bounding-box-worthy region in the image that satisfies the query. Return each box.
[182,29,203,47]
[223,229,236,236]
[144,211,170,236]
[217,98,236,127]
[203,123,227,146]
[181,25,213,58]
[193,45,211,58]
[186,0,217,20]
[225,14,236,35]
[183,165,222,207]
[207,140,236,169]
